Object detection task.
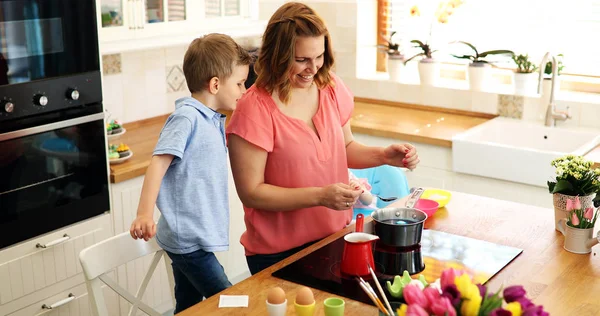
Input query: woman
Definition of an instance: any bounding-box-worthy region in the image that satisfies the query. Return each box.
[226,2,420,275]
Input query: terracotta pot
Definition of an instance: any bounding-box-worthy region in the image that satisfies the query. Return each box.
[552,193,596,231]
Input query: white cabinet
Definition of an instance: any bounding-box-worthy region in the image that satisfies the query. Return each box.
[0,214,113,316]
[97,0,198,42]
[97,0,265,54]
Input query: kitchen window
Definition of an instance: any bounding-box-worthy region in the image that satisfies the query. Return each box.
[378,0,600,91]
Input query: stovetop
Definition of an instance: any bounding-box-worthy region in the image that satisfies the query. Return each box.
[271,230,522,306]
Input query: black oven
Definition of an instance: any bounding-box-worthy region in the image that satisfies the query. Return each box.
[0,0,109,249]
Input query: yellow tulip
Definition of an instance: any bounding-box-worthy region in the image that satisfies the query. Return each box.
[460,284,482,316]
[454,274,473,295]
[397,304,408,316]
[505,302,522,316]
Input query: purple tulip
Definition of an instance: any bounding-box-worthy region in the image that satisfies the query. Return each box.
[516,296,534,309]
[441,284,461,308]
[490,308,512,316]
[522,305,549,316]
[503,285,526,303]
[476,283,487,298]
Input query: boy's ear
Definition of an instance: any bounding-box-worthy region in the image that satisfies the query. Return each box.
[208,77,219,94]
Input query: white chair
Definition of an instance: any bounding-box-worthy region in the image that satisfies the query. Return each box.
[79,231,175,316]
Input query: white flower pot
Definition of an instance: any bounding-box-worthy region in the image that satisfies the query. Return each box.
[388,57,405,83]
[552,193,596,231]
[513,72,538,95]
[467,63,491,91]
[418,59,438,86]
[557,219,595,254]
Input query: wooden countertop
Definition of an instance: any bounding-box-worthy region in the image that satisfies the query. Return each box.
[109,99,495,183]
[178,191,600,316]
[109,98,600,183]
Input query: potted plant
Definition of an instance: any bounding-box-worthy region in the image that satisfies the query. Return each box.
[557,197,599,254]
[404,40,438,86]
[451,41,513,91]
[548,154,600,231]
[512,54,539,95]
[378,31,406,83]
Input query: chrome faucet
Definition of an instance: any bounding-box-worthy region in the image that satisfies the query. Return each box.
[538,52,570,127]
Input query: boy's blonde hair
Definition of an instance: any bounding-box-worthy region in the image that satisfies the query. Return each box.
[255,2,335,104]
[183,33,252,93]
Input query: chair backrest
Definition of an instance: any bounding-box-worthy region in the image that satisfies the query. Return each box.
[79,231,175,316]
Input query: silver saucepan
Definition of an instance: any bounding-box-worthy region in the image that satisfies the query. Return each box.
[370,188,427,247]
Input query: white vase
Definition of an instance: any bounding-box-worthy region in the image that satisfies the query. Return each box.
[418,59,438,86]
[467,63,491,91]
[557,219,595,254]
[513,72,538,95]
[388,57,405,83]
[552,193,596,231]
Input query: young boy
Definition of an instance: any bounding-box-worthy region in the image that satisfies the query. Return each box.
[129,33,250,313]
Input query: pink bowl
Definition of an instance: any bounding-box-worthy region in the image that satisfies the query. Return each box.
[414,198,439,218]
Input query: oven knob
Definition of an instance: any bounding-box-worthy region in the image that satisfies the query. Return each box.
[33,94,48,106]
[66,88,80,100]
[1,100,14,113]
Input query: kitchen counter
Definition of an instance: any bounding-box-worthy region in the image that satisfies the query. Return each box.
[177,191,600,316]
[109,99,497,183]
[109,98,600,183]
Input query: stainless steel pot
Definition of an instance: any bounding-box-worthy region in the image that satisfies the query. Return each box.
[370,207,427,247]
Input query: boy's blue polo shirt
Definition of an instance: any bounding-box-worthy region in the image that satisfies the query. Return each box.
[154,97,229,254]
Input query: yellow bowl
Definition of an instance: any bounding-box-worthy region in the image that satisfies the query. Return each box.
[421,189,452,208]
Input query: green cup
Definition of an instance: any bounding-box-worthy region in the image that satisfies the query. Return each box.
[324,297,345,316]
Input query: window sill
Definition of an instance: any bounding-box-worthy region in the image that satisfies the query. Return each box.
[355,71,600,106]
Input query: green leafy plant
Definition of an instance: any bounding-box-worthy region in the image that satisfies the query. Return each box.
[548,154,600,196]
[544,53,565,75]
[404,40,436,64]
[451,41,514,64]
[512,54,538,73]
[377,31,403,57]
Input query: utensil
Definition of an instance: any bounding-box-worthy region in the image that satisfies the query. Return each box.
[356,278,389,315]
[405,187,424,208]
[341,214,380,276]
[370,207,427,247]
[368,264,394,316]
[372,194,398,202]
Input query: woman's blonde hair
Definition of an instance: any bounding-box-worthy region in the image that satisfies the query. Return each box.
[254,2,335,103]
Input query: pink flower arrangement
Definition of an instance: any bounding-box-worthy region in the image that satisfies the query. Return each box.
[566,196,599,229]
[395,268,547,316]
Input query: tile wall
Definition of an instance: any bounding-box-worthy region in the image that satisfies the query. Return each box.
[101,0,600,131]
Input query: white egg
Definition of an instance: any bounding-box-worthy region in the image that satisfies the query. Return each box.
[359,191,373,205]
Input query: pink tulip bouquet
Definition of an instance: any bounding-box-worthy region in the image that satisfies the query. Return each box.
[566,196,599,229]
[396,268,548,316]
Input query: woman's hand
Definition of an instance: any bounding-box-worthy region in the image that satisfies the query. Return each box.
[319,183,362,211]
[382,143,420,170]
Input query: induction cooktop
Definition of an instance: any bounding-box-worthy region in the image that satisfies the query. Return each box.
[272,230,522,306]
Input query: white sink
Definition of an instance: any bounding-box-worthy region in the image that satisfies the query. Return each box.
[452,117,600,187]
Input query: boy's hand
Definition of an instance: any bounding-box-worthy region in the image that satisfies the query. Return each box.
[319,183,361,211]
[130,215,156,241]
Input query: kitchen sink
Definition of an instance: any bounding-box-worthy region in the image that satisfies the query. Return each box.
[452,117,600,187]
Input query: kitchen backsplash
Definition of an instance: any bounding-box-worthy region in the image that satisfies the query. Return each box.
[101,0,600,131]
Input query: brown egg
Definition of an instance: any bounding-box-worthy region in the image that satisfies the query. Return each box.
[295,286,315,305]
[267,287,286,305]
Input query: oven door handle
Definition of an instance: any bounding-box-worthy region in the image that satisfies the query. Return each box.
[0,112,105,142]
